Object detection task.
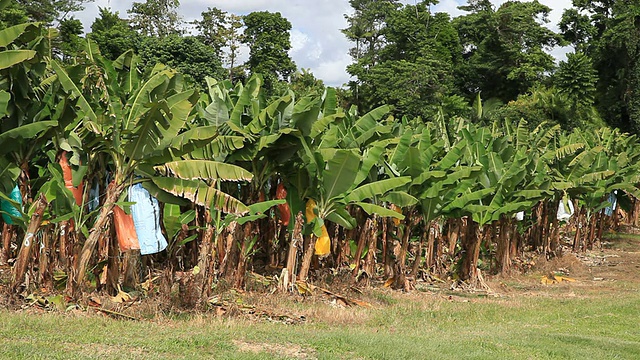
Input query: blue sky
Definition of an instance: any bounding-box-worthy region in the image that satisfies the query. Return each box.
[74,0,573,87]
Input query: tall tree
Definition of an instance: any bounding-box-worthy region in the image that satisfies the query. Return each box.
[342,0,400,106]
[455,0,561,101]
[138,35,225,86]
[193,8,244,81]
[89,7,140,60]
[128,0,182,37]
[561,0,640,133]
[15,0,93,24]
[56,17,84,61]
[343,1,458,118]
[343,0,400,69]
[242,11,296,90]
[0,2,29,29]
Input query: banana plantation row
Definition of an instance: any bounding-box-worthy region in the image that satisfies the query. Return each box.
[2,23,640,303]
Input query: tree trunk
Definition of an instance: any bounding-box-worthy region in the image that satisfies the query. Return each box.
[234,223,253,289]
[74,181,124,293]
[459,220,482,286]
[219,221,239,281]
[58,220,69,266]
[392,213,415,290]
[105,223,120,295]
[1,223,14,264]
[195,212,215,299]
[573,208,583,252]
[363,217,378,280]
[298,234,316,281]
[382,217,392,278]
[122,250,139,289]
[11,194,47,291]
[425,221,436,269]
[351,218,371,279]
[411,226,427,279]
[448,218,460,256]
[496,217,511,274]
[282,212,303,291]
[38,225,53,290]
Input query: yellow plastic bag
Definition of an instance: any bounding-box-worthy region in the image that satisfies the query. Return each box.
[306,199,330,256]
[314,224,330,256]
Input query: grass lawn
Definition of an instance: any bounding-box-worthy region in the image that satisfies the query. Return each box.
[1,286,639,360]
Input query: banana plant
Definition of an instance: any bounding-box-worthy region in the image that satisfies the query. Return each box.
[295,119,411,279]
[50,42,252,290]
[0,22,58,204]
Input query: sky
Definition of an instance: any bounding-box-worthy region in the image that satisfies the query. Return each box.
[74,0,574,87]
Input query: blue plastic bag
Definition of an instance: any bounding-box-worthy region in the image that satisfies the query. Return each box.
[604,191,618,217]
[128,183,167,255]
[88,180,100,212]
[1,185,22,225]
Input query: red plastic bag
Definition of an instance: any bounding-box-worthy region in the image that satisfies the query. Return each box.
[275,183,290,226]
[113,205,140,251]
[59,151,84,206]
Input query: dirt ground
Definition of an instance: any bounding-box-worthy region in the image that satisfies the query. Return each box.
[1,230,639,321]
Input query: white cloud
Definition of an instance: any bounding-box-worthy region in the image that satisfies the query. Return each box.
[73,0,575,87]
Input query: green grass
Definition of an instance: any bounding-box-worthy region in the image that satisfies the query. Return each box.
[1,290,639,360]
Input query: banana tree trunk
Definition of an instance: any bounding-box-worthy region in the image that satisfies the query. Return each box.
[195,210,214,300]
[410,226,427,279]
[38,224,53,289]
[363,217,378,280]
[298,234,316,281]
[351,218,371,279]
[219,221,239,280]
[392,213,414,290]
[496,216,511,274]
[381,217,391,278]
[573,208,584,252]
[459,220,482,286]
[633,198,640,227]
[1,223,14,264]
[234,223,253,289]
[11,194,47,290]
[282,212,303,291]
[424,221,436,270]
[18,160,32,205]
[74,180,124,293]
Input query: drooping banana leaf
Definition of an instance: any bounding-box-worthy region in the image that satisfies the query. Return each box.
[151,177,248,214]
[155,160,253,182]
[0,50,36,70]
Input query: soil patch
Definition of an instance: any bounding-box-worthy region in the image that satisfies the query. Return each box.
[233,340,316,359]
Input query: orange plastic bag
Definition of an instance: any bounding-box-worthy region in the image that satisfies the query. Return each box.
[113,205,140,251]
[59,151,84,206]
[275,183,290,226]
[390,204,402,226]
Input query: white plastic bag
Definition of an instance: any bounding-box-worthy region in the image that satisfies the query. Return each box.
[557,198,575,221]
[515,211,525,221]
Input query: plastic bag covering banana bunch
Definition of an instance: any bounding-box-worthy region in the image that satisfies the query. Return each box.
[0,185,22,225]
[129,183,167,255]
[275,183,290,226]
[306,199,330,256]
[390,204,402,226]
